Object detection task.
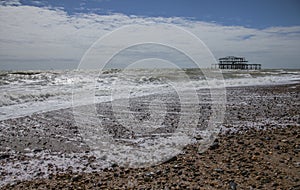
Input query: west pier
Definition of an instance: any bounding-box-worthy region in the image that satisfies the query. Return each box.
[213,56,261,70]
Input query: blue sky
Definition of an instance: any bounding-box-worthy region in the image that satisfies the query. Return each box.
[20,0,300,29]
[0,0,300,69]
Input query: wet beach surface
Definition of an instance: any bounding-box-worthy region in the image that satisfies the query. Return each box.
[0,83,299,189]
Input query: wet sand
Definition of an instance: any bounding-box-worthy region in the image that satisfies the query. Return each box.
[1,83,299,189]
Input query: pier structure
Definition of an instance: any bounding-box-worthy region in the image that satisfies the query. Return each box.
[212,56,261,70]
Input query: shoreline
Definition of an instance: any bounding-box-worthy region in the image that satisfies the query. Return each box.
[3,125,299,189]
[0,82,299,189]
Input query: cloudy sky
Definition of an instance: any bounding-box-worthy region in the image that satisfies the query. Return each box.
[0,0,300,70]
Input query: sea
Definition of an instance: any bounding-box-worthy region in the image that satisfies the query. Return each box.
[0,68,299,121]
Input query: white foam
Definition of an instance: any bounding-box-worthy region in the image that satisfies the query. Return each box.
[0,150,109,187]
[0,69,299,120]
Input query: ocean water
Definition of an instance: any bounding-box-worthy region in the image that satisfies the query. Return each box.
[0,68,299,121]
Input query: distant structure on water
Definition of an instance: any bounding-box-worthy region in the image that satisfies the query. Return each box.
[213,56,261,70]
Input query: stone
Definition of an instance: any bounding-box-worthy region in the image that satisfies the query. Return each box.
[209,140,219,150]
[214,168,224,173]
[0,154,10,160]
[72,175,81,182]
[274,145,280,150]
[33,148,43,153]
[163,156,177,164]
[229,181,237,190]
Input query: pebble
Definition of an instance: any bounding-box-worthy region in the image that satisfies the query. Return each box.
[274,145,280,150]
[229,181,237,190]
[72,175,81,182]
[0,154,10,160]
[111,163,118,168]
[209,140,219,150]
[214,168,224,173]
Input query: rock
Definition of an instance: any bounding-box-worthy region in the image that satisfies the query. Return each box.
[0,154,10,160]
[72,175,81,182]
[214,168,224,173]
[97,182,102,187]
[293,184,300,189]
[144,177,151,182]
[177,170,183,175]
[294,162,300,168]
[209,139,219,150]
[229,181,237,190]
[88,156,96,163]
[145,172,154,177]
[194,135,202,140]
[261,177,271,184]
[274,145,280,150]
[241,170,249,177]
[294,148,300,153]
[33,148,43,153]
[163,156,177,164]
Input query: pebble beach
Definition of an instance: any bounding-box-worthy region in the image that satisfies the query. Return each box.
[1,83,299,189]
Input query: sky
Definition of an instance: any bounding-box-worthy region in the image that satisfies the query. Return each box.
[0,0,300,70]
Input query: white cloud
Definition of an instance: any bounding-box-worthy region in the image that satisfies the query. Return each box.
[0,0,21,6]
[0,4,299,70]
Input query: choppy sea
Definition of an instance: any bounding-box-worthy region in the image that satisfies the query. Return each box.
[0,68,299,121]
